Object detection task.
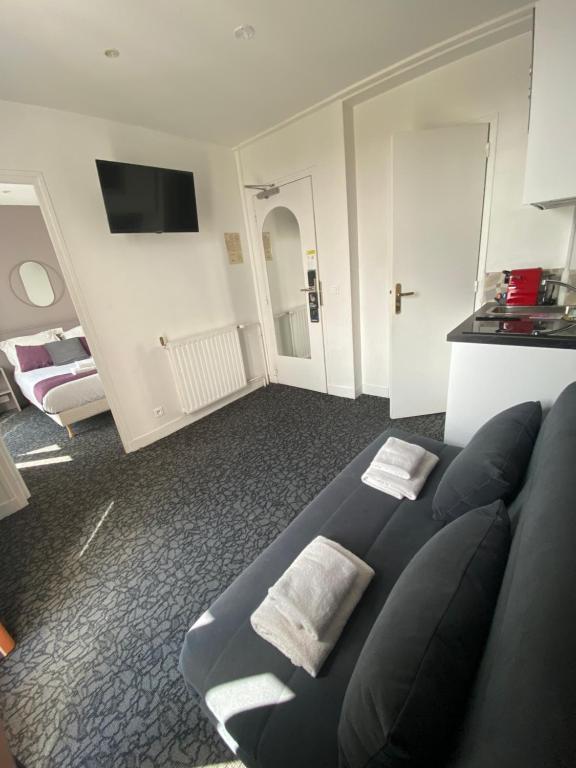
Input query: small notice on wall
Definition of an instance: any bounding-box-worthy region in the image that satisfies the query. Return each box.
[262,231,273,261]
[225,232,244,264]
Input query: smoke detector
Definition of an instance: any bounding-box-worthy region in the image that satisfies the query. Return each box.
[234,25,255,41]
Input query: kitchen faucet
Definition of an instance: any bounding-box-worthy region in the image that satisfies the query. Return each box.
[541,278,576,293]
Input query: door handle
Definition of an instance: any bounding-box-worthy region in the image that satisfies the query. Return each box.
[300,279,317,293]
[395,283,415,314]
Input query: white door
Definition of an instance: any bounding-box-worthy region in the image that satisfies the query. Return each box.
[389,124,489,418]
[254,177,327,392]
[0,435,30,519]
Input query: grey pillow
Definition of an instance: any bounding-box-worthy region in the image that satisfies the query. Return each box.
[338,500,510,768]
[432,401,541,522]
[44,338,90,366]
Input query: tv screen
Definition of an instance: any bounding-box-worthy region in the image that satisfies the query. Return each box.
[95,159,199,233]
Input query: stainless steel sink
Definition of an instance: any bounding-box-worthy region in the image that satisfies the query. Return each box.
[476,304,576,321]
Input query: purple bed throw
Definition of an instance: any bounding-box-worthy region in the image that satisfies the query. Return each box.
[34,371,97,407]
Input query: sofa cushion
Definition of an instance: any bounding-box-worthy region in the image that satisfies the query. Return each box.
[447,382,576,768]
[179,429,459,768]
[433,401,541,522]
[338,500,510,768]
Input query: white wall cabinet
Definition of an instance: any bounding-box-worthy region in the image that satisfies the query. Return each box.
[523,0,576,208]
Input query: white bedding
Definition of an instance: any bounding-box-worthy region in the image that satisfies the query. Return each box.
[15,361,106,415]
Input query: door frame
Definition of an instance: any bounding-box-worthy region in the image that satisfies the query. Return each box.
[0,168,131,451]
[237,163,328,390]
[0,435,30,520]
[386,116,497,393]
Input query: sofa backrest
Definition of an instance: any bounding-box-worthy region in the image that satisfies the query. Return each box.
[448,381,576,767]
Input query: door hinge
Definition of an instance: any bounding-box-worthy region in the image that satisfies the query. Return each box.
[485,141,491,158]
[473,279,479,293]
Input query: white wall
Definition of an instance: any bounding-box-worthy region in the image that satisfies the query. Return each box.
[354,33,575,398]
[0,99,259,451]
[238,102,358,398]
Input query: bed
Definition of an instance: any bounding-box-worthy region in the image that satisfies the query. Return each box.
[14,361,109,438]
[0,323,110,438]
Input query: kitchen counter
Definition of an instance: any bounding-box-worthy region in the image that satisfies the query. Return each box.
[447,302,576,349]
[444,302,576,447]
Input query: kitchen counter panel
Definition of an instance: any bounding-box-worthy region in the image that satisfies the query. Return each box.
[448,303,576,350]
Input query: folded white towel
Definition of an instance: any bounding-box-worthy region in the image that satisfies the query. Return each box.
[362,450,439,501]
[251,539,374,677]
[268,536,357,640]
[371,437,426,480]
[73,357,96,374]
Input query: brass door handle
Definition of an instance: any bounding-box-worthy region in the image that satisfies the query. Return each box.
[395,283,415,314]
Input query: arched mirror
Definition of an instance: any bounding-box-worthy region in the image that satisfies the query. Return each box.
[262,207,311,359]
[19,261,55,307]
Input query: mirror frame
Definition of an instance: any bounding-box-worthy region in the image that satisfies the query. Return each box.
[262,205,311,360]
[9,260,65,308]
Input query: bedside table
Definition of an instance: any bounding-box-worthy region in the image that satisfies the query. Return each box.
[0,368,21,413]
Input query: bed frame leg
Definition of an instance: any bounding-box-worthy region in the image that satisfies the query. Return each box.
[66,424,75,439]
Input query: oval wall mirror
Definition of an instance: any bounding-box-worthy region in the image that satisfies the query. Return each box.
[19,261,55,307]
[262,206,311,359]
[9,260,64,308]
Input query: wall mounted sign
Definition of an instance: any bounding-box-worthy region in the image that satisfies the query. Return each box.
[224,232,244,265]
[262,231,273,261]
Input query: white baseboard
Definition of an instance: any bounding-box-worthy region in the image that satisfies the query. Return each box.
[327,383,357,399]
[363,383,390,398]
[128,377,267,452]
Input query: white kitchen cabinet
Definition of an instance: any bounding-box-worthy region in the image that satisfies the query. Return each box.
[523,0,576,208]
[444,342,576,446]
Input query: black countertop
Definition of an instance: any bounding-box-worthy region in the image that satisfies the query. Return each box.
[448,303,576,350]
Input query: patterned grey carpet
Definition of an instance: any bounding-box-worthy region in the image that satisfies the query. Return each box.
[0,385,444,768]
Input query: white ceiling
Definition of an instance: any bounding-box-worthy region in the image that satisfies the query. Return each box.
[0,183,39,206]
[0,0,530,146]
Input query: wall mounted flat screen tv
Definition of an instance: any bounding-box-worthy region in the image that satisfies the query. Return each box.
[95,159,199,233]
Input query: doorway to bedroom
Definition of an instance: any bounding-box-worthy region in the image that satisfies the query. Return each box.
[0,179,114,485]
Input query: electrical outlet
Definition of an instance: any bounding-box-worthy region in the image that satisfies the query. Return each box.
[153,406,164,418]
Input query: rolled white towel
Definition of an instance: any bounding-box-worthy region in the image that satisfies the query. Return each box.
[73,357,96,374]
[362,450,439,501]
[251,539,374,677]
[268,536,357,640]
[371,437,426,480]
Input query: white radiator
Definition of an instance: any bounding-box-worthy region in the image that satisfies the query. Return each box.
[289,304,311,359]
[164,325,247,414]
[274,305,310,358]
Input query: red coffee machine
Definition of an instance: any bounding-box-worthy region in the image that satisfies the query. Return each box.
[506,268,543,305]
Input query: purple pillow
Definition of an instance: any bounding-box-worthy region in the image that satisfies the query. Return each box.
[15,344,52,372]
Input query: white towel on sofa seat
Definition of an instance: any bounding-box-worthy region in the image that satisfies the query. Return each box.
[362,450,439,501]
[370,437,426,480]
[268,536,357,640]
[251,539,374,677]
